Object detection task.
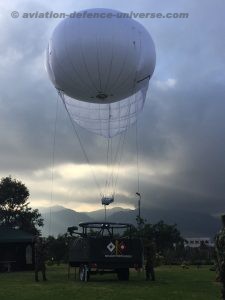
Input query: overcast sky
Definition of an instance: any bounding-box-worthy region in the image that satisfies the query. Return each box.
[0,0,225,215]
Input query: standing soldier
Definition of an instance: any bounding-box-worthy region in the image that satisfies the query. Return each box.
[145,241,156,281]
[215,215,225,299]
[34,237,47,282]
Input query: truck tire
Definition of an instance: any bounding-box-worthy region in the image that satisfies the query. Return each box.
[79,264,90,282]
[117,268,129,281]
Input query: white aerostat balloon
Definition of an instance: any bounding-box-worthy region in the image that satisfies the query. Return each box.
[46,8,156,138]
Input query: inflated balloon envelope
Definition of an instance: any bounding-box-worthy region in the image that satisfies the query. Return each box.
[46,8,156,138]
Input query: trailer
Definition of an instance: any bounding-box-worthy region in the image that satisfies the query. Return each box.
[68,222,143,281]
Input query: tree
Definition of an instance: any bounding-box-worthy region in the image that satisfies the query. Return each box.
[152,221,183,252]
[0,176,43,235]
[124,219,183,253]
[46,234,68,264]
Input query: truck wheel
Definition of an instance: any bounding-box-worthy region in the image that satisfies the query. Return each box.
[117,268,129,281]
[79,264,90,282]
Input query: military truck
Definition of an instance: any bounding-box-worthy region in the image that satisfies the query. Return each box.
[68,222,143,281]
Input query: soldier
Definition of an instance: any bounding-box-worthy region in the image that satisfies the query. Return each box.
[34,237,47,282]
[145,241,156,281]
[215,214,225,299]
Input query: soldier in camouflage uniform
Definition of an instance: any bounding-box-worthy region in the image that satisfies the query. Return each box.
[34,237,47,282]
[145,241,156,281]
[215,214,225,299]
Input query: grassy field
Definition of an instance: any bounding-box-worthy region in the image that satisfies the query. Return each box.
[0,265,221,300]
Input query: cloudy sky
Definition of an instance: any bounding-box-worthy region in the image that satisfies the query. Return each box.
[0,0,225,215]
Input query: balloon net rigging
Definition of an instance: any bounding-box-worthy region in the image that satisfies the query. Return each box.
[59,89,145,200]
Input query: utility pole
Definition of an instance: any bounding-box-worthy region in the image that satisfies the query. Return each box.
[136,192,141,226]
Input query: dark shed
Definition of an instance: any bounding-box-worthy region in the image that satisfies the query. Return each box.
[0,227,35,271]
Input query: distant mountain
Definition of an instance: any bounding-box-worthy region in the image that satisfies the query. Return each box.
[85,207,132,221]
[38,206,220,238]
[107,208,220,238]
[40,207,93,237]
[38,205,66,214]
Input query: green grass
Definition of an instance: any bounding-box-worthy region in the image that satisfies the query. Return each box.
[0,265,221,300]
